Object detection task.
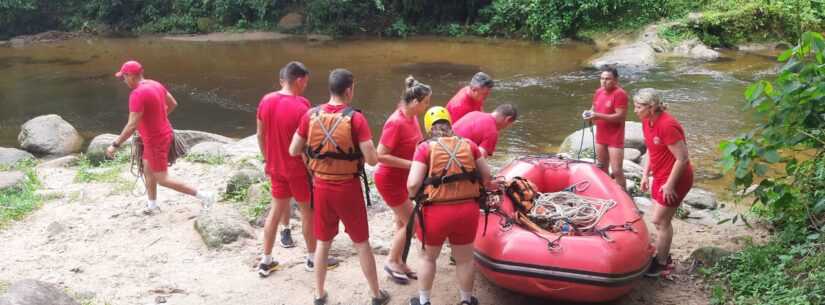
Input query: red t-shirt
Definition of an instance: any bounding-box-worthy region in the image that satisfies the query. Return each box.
[297,103,373,183]
[452,111,499,156]
[643,112,692,181]
[413,138,482,164]
[592,87,628,147]
[257,92,311,176]
[446,87,483,122]
[376,108,423,176]
[129,80,172,142]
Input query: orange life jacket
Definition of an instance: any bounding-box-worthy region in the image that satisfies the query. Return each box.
[505,176,539,213]
[419,136,481,204]
[305,106,363,181]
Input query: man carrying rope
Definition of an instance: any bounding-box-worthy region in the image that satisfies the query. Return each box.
[582,66,628,190]
[106,60,214,215]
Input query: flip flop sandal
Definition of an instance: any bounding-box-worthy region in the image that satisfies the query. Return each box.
[405,271,418,280]
[384,265,410,284]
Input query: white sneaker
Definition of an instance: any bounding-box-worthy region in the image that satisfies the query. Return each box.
[141,205,161,216]
[197,191,215,210]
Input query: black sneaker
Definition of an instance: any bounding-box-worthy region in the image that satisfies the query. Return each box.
[644,259,670,278]
[409,296,431,305]
[257,260,279,278]
[279,228,295,248]
[305,257,341,272]
[459,296,479,305]
[314,292,328,305]
[371,289,390,305]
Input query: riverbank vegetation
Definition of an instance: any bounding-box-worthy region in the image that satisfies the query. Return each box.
[2,0,822,46]
[713,31,825,305]
[0,160,41,228]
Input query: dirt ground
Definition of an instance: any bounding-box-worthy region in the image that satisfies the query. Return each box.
[0,161,762,305]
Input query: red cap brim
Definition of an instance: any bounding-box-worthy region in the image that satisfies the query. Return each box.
[115,71,123,78]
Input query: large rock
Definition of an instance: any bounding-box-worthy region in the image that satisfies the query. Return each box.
[173,130,235,152]
[683,188,718,210]
[558,122,646,157]
[0,148,34,167]
[0,171,26,192]
[188,141,228,160]
[624,148,642,163]
[621,159,645,179]
[672,39,721,60]
[85,134,132,163]
[18,115,83,157]
[277,12,303,31]
[0,279,80,305]
[194,205,254,249]
[245,182,270,227]
[37,155,79,168]
[589,42,656,71]
[225,169,265,196]
[223,135,260,161]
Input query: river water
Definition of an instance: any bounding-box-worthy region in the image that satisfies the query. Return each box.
[0,36,779,191]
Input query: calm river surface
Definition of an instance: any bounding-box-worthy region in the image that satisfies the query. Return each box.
[0,36,778,190]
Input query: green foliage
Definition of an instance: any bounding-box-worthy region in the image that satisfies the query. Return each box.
[704,226,825,305]
[75,154,128,184]
[720,32,825,229]
[0,159,42,228]
[385,19,412,37]
[305,0,387,36]
[658,24,698,43]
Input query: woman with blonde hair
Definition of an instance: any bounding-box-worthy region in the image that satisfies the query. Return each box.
[633,88,694,277]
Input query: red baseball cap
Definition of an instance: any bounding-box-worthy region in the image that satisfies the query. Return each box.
[115,60,143,78]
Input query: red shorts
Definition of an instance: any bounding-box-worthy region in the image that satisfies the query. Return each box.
[652,169,694,207]
[270,172,310,203]
[415,202,479,246]
[595,123,625,148]
[142,135,171,172]
[374,168,409,207]
[313,178,369,243]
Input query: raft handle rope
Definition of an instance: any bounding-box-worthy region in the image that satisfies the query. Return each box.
[529,191,616,232]
[575,120,597,161]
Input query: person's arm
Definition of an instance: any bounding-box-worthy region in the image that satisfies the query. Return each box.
[359,140,378,166]
[289,133,306,157]
[641,154,652,193]
[407,160,427,197]
[476,157,493,189]
[106,112,142,158]
[377,144,411,169]
[256,119,266,162]
[661,140,690,204]
[593,107,627,123]
[165,92,178,115]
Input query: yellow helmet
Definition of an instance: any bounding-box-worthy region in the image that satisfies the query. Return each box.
[424,106,452,133]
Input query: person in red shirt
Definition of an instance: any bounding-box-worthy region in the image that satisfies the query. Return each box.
[445,72,494,122]
[452,104,518,157]
[407,106,492,305]
[583,67,628,190]
[255,62,341,277]
[289,69,389,305]
[106,60,214,215]
[375,76,430,284]
[633,88,694,277]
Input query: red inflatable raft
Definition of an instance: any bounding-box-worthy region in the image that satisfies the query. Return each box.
[474,156,653,302]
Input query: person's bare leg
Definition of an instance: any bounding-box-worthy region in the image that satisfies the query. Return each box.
[280,202,291,227]
[143,162,158,201]
[297,201,316,253]
[595,143,609,173]
[315,240,331,298]
[608,147,627,189]
[153,171,196,196]
[387,200,413,272]
[418,244,443,301]
[353,240,382,297]
[651,203,678,264]
[452,243,475,293]
[263,197,290,256]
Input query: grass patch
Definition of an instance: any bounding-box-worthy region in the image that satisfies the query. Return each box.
[0,159,42,228]
[703,226,825,305]
[184,153,226,165]
[0,279,8,294]
[74,154,133,194]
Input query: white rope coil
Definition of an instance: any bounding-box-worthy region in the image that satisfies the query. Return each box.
[528,191,616,232]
